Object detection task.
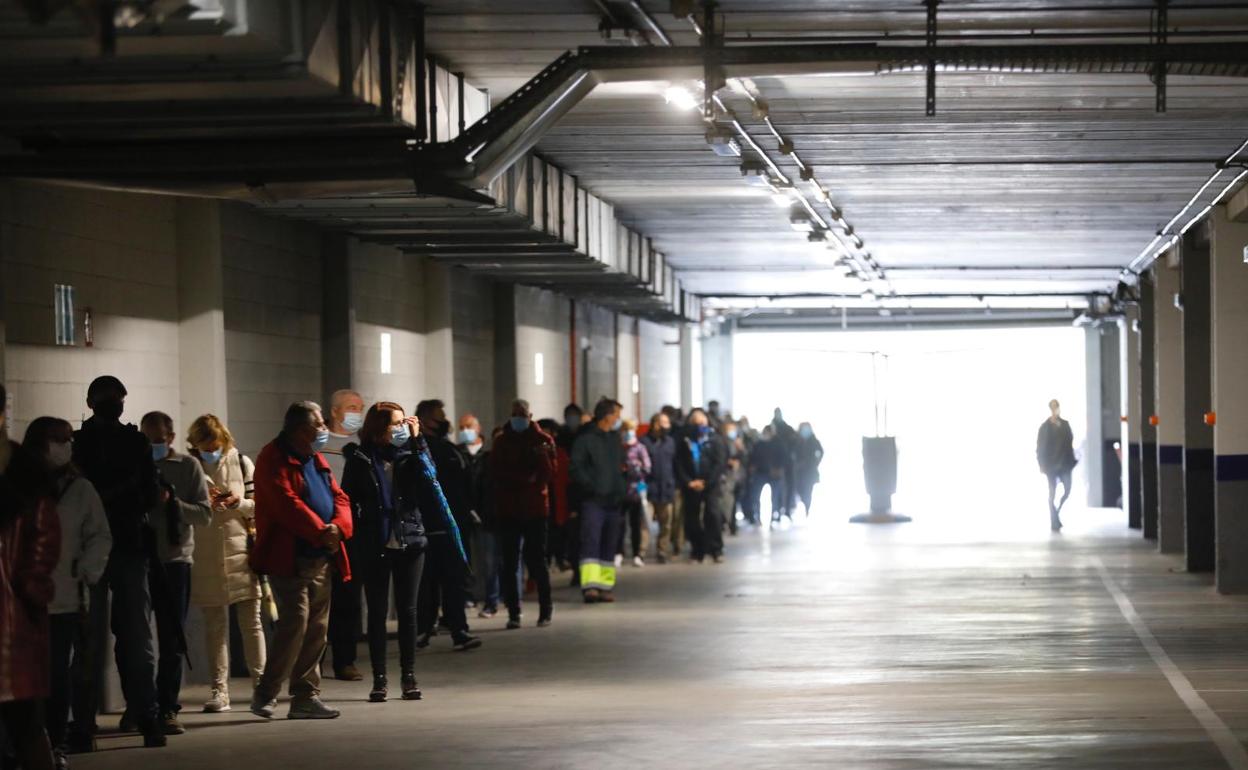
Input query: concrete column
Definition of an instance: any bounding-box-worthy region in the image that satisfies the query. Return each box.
[679,323,699,410]
[175,199,229,424]
[1139,272,1158,540]
[1154,256,1185,553]
[492,284,518,429]
[1181,230,1215,572]
[700,322,734,414]
[1084,324,1121,507]
[423,260,456,415]
[1121,310,1142,528]
[321,233,354,402]
[1211,204,1248,593]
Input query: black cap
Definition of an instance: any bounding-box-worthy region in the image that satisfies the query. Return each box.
[86,375,127,401]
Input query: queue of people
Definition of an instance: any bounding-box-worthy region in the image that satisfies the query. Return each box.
[0,374,823,769]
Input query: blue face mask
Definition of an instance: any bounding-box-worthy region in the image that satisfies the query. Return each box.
[727,429,739,440]
[696,425,711,438]
[199,448,223,465]
[800,426,813,438]
[509,416,530,433]
[341,411,364,433]
[457,428,478,445]
[312,429,330,452]
[624,430,636,443]
[151,442,170,461]
[611,417,623,432]
[390,426,410,448]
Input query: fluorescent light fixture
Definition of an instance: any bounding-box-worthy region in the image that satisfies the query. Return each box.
[664,84,699,111]
[789,209,815,232]
[535,352,545,386]
[740,161,770,186]
[770,190,793,207]
[380,332,392,374]
[631,373,641,394]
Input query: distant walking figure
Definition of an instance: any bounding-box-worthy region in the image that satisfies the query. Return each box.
[1036,399,1077,531]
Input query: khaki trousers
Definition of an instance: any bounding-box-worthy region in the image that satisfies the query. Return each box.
[202,597,267,696]
[255,558,330,703]
[654,500,683,558]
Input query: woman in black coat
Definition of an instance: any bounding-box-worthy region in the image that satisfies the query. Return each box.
[794,422,824,517]
[340,401,432,704]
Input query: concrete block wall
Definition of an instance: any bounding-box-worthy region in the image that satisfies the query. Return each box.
[220,204,323,455]
[349,239,428,416]
[451,269,497,427]
[638,318,681,419]
[577,300,617,412]
[0,181,182,436]
[514,285,573,422]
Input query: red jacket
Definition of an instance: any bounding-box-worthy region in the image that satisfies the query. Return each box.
[0,442,60,702]
[490,423,556,521]
[250,438,353,581]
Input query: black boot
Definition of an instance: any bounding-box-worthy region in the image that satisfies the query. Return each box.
[401,672,422,701]
[369,674,388,703]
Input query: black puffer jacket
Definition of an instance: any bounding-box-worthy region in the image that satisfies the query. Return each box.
[340,442,429,572]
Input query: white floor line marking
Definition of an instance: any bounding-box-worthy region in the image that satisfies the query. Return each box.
[1093,556,1248,770]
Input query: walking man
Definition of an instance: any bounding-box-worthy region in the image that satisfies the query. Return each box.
[1036,399,1077,531]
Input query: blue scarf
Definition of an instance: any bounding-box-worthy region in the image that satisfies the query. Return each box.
[415,445,467,564]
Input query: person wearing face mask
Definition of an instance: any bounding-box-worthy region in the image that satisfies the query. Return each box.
[1,388,61,770]
[185,414,266,715]
[340,403,432,702]
[491,400,556,628]
[569,398,627,603]
[249,401,353,720]
[323,389,364,482]
[794,422,825,518]
[619,420,652,568]
[718,421,746,537]
[23,416,111,769]
[459,414,500,618]
[71,375,166,748]
[641,413,679,563]
[322,389,365,682]
[676,409,729,564]
[139,412,211,736]
[413,399,480,651]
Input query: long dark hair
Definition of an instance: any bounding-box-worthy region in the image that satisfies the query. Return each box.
[360,401,405,447]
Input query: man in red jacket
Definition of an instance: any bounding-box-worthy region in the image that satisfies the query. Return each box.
[490,399,556,629]
[249,401,352,720]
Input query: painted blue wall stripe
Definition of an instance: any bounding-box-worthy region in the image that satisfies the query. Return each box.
[1216,455,1248,483]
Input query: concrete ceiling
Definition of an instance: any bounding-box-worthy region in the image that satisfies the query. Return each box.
[424,0,1248,302]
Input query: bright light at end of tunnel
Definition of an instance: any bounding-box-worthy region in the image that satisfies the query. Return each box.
[663,85,699,111]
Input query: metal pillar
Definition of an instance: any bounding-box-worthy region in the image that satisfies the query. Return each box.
[1181,230,1214,572]
[1139,271,1159,540]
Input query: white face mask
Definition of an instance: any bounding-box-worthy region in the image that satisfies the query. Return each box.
[47,441,73,468]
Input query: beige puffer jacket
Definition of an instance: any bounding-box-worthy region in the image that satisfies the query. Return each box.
[190,447,263,607]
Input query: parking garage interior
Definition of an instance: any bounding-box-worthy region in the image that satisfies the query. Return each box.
[4,1,1248,768]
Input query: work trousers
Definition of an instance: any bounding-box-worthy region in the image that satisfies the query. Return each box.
[153,561,191,715]
[417,535,470,642]
[364,548,425,676]
[499,517,552,621]
[202,598,266,696]
[472,528,501,610]
[255,557,331,703]
[578,500,621,593]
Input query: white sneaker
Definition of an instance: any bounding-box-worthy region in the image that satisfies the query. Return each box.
[614,554,624,568]
[204,689,231,713]
[632,556,645,568]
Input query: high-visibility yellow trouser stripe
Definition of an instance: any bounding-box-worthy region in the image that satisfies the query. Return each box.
[580,560,617,590]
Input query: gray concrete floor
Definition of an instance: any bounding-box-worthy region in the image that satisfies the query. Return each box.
[76,507,1248,769]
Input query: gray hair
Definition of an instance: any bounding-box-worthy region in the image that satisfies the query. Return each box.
[511,398,531,415]
[283,401,322,433]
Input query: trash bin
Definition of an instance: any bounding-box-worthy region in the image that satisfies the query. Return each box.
[862,436,897,514]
